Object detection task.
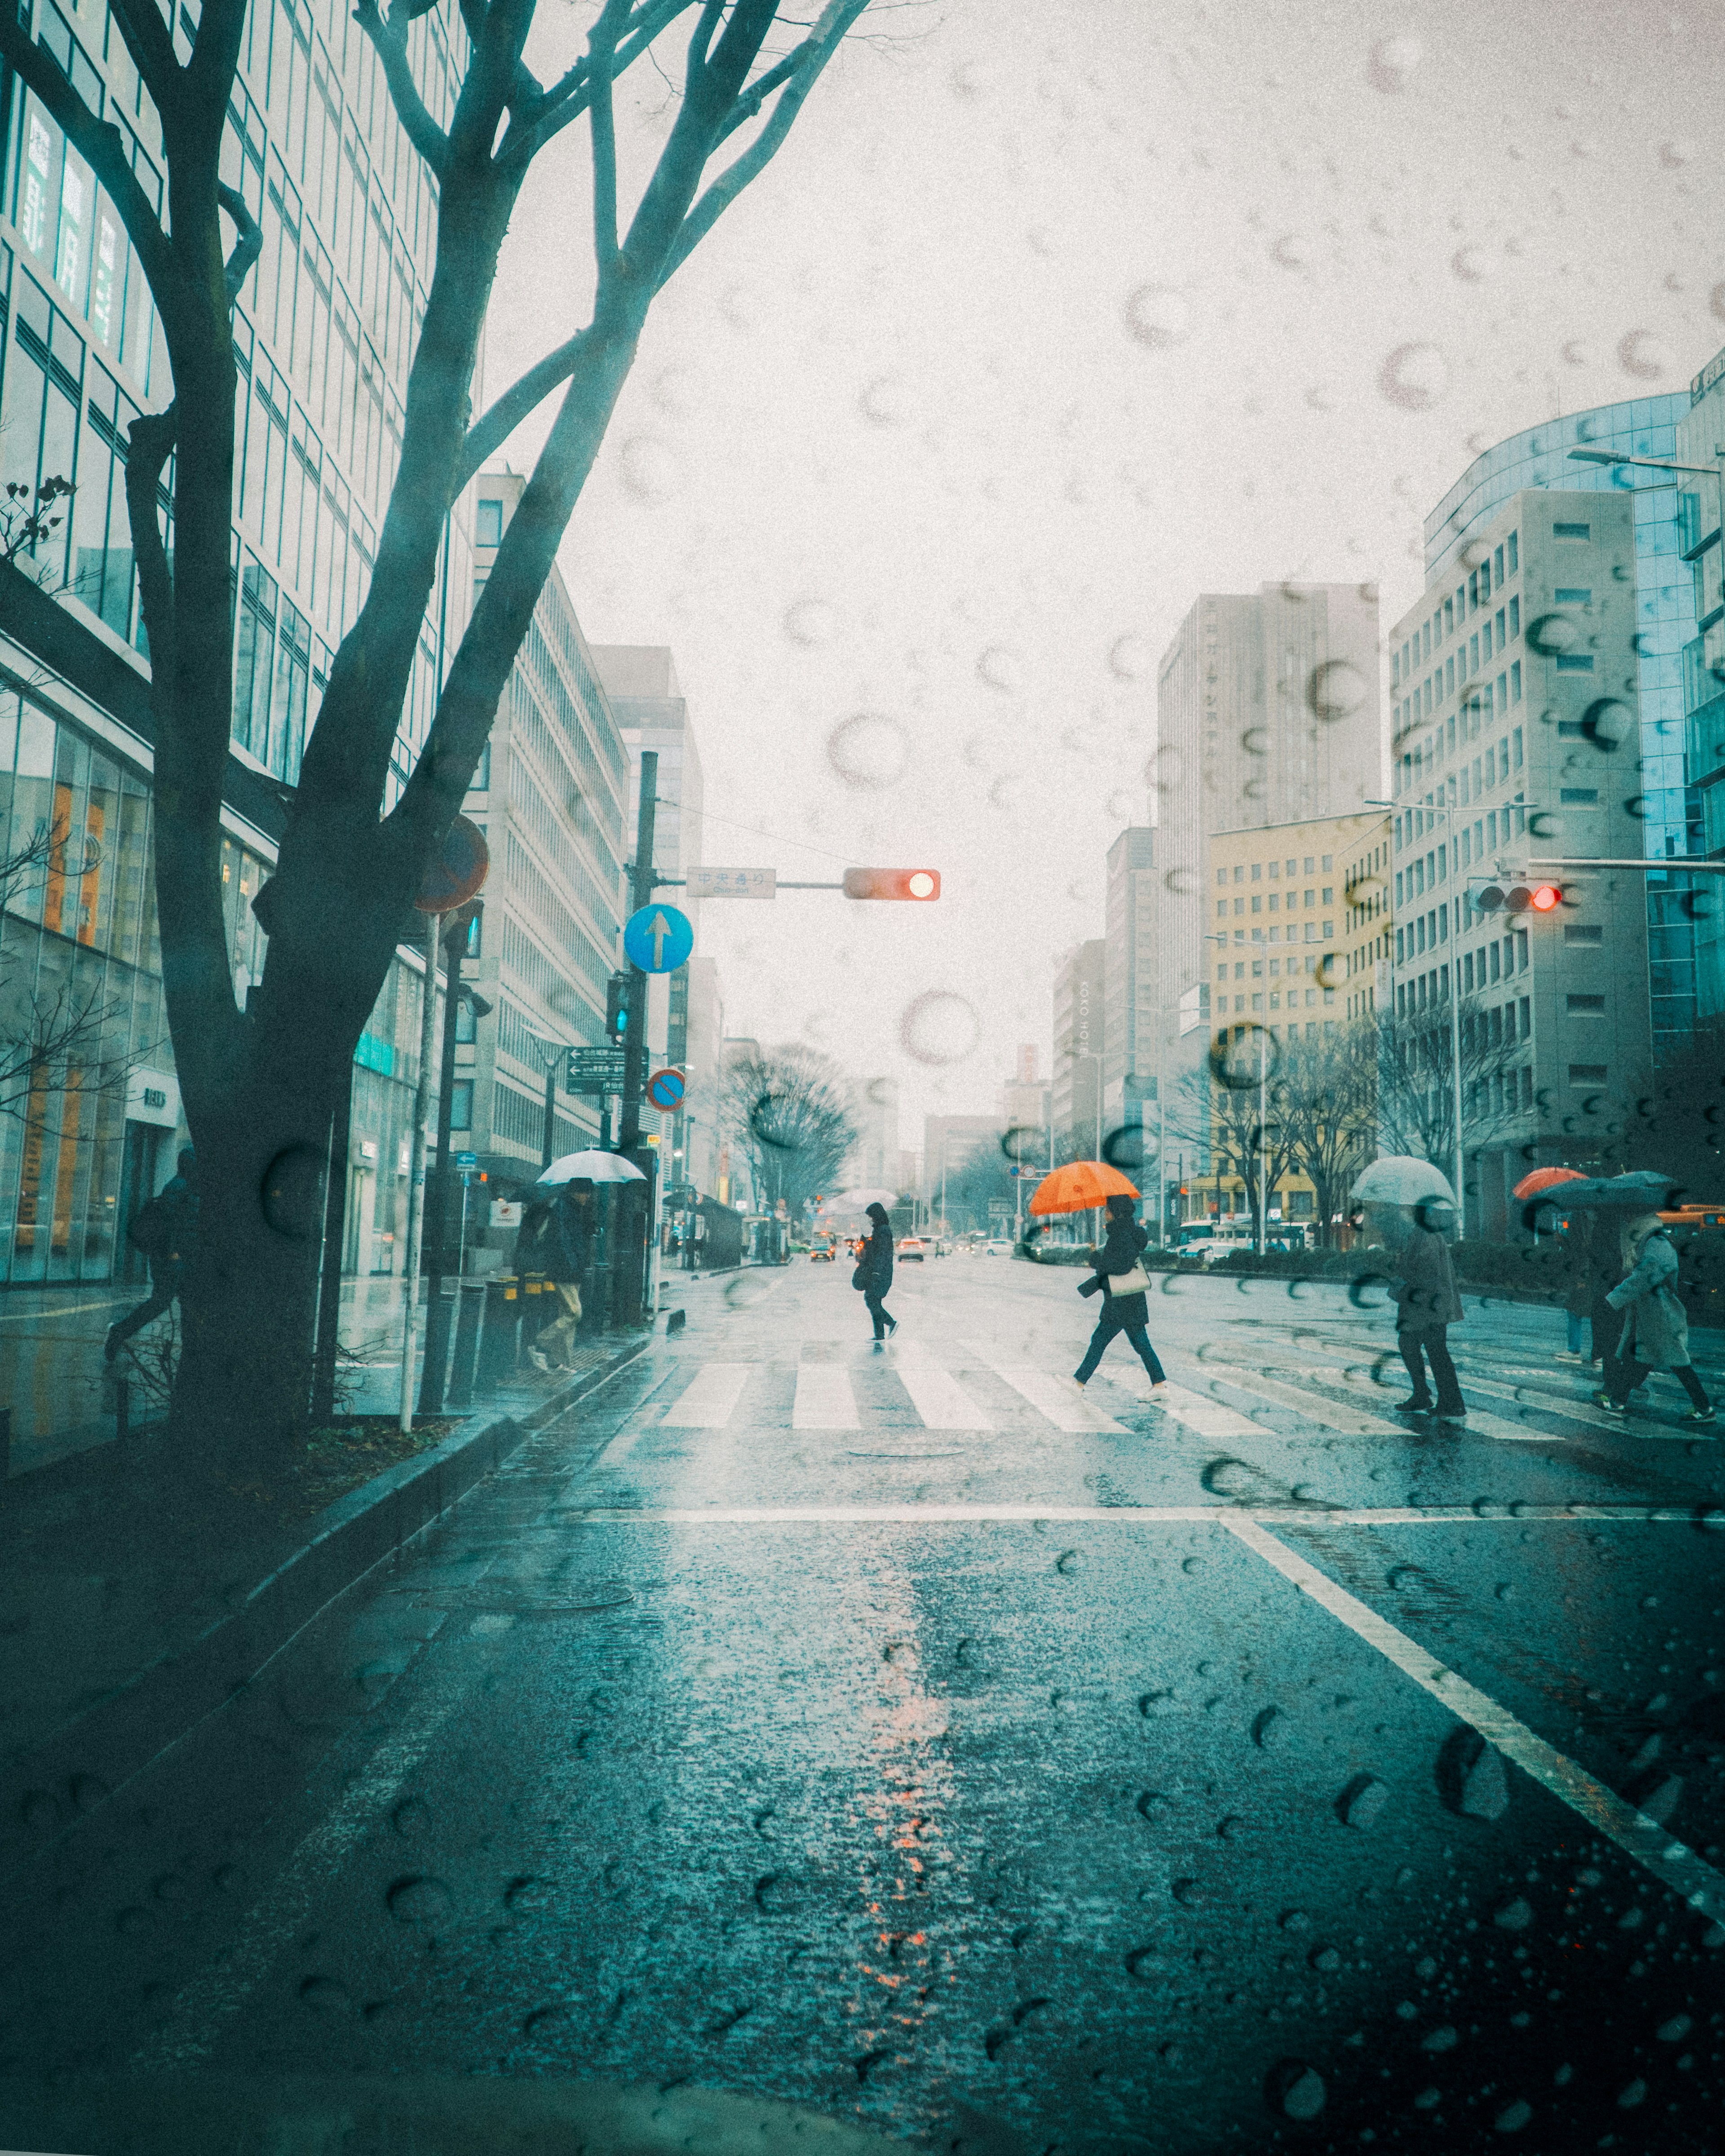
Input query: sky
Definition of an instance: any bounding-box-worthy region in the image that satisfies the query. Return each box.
[480,0,1725,1164]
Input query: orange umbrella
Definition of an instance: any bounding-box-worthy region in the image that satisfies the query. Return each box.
[1512,1166,1585,1202]
[1028,1161,1140,1216]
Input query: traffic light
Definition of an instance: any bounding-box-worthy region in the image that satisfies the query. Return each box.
[606,970,630,1038]
[842,867,941,900]
[1471,879,1562,915]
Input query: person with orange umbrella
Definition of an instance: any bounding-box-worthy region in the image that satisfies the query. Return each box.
[1513,1167,1593,1362]
[1072,1195,1167,1393]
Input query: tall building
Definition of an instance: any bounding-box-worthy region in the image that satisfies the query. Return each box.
[451,472,628,1227]
[1051,938,1107,1163]
[1207,810,1388,1038]
[1673,361,1725,1019]
[0,0,476,1306]
[1389,492,1654,1233]
[1101,826,1156,1137]
[1424,397,1701,1057]
[853,1073,900,1193]
[998,1045,1048,1146]
[921,1114,1000,1218]
[1145,583,1381,1179]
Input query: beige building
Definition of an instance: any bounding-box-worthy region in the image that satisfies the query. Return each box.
[1207,809,1388,1042]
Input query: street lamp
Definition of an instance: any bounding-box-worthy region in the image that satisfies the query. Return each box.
[1567,446,1725,547]
[521,1022,577,1169]
[1366,796,1465,1231]
[1202,929,1272,1253]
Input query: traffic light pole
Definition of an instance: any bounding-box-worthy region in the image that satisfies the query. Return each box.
[615,752,659,1326]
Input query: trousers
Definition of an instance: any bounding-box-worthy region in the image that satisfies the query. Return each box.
[863,1289,893,1340]
[1398,1326,1465,1416]
[534,1281,584,1367]
[1611,1358,1710,1411]
[1075,1319,1165,1385]
[106,1262,183,1356]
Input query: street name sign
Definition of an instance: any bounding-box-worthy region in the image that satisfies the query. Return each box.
[686,865,776,900]
[624,902,694,973]
[455,1150,478,1166]
[646,1068,688,1113]
[567,1046,626,1095]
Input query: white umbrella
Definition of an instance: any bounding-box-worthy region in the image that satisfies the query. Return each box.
[1350,1156,1456,1208]
[535,1149,646,1187]
[834,1187,898,1208]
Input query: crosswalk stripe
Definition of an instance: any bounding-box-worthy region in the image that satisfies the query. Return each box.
[895,1365,995,1431]
[1104,1367,1262,1437]
[1165,1357,1403,1436]
[793,1364,860,1430]
[959,1341,1125,1432]
[660,1363,753,1427]
[1458,1369,1714,1442]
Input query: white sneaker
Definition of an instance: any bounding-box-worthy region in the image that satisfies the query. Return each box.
[527,1347,552,1373]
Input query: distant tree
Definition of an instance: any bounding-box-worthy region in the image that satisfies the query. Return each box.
[0,826,134,1129]
[1164,1029,1300,1236]
[721,1045,858,1224]
[1274,1022,1378,1246]
[1375,993,1562,1206]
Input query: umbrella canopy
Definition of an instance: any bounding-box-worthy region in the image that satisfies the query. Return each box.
[534,1149,646,1188]
[1512,1166,1587,1202]
[834,1188,898,1209]
[1350,1155,1456,1208]
[1028,1161,1139,1217]
[1544,1169,1681,1212]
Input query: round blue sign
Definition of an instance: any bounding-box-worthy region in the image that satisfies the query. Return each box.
[623,902,694,974]
[646,1068,687,1112]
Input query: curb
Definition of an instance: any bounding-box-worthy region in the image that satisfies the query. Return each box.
[0,1336,649,1885]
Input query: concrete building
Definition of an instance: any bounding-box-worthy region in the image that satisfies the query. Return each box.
[852,1074,900,1194]
[998,1046,1049,1152]
[1208,810,1389,1040]
[1051,938,1107,1164]
[0,0,477,1299]
[1673,359,1725,1019]
[1389,491,1654,1233]
[1424,397,1702,1059]
[921,1114,1001,1219]
[1100,827,1157,1140]
[448,472,628,1228]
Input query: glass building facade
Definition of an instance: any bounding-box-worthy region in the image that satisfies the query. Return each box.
[1423,397,1701,1061]
[1673,348,1725,1019]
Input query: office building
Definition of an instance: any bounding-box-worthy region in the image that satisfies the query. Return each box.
[1674,359,1725,1018]
[1389,491,1654,1233]
[999,1045,1048,1148]
[1424,397,1700,1055]
[1100,826,1157,1139]
[1051,939,1107,1163]
[1208,809,1389,1039]
[447,472,628,1234]
[852,1073,900,1194]
[0,0,477,1294]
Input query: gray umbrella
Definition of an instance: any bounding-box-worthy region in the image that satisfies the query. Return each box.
[1350,1155,1456,1208]
[1544,1169,1680,1211]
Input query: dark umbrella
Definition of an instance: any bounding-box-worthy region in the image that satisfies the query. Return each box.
[1548,1170,1681,1211]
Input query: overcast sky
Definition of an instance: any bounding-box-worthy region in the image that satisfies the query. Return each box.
[482,0,1725,1161]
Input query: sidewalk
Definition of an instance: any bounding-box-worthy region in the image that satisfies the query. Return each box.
[0,1319,650,1882]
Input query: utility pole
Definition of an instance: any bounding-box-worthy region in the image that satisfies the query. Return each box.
[399,911,442,1435]
[311,1055,355,1428]
[420,902,487,1417]
[616,750,659,1325]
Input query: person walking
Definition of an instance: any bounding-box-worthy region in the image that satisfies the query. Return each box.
[515,1179,592,1372]
[1391,1202,1467,1423]
[1073,1194,1166,1390]
[856,1201,896,1345]
[106,1146,198,1362]
[1595,1210,1715,1426]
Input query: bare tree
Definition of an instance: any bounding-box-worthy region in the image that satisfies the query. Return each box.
[721,1044,858,1224]
[1163,1029,1301,1237]
[1374,996,1529,1179]
[1274,1021,1378,1246]
[0,0,872,1471]
[0,826,135,1128]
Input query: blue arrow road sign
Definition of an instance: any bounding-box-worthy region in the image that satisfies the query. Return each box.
[624,902,693,973]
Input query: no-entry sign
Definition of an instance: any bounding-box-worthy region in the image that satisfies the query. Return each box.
[646,1068,687,1113]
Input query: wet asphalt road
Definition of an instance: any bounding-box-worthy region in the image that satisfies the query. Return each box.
[8,1256,1725,2153]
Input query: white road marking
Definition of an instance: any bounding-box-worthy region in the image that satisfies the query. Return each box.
[1169,1357,1405,1436]
[1220,1513,1725,1928]
[1106,1369,1263,1438]
[560,1502,1721,1527]
[660,1363,753,1428]
[895,1365,995,1431]
[959,1339,1126,1433]
[1459,1368,1715,1442]
[1294,1362,1557,1443]
[793,1363,860,1430]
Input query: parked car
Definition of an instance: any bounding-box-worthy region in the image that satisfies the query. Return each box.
[897,1237,926,1261]
[984,1238,1013,1256]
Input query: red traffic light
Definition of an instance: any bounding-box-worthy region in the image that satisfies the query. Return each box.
[1530,883,1562,912]
[843,867,941,901]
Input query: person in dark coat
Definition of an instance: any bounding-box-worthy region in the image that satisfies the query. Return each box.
[1392,1206,1466,1421]
[1074,1194,1167,1389]
[1596,1211,1715,1425]
[515,1180,592,1370]
[106,1146,198,1361]
[858,1202,896,1344]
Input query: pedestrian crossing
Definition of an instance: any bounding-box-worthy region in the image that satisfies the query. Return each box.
[636,1334,1660,1447]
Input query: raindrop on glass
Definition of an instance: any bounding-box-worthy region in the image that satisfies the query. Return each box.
[619,436,682,504]
[1377,342,1449,411]
[1271,234,1312,271]
[900,990,981,1066]
[1661,138,1696,166]
[1367,33,1422,92]
[783,598,837,647]
[1617,331,1668,380]
[386,1874,454,1926]
[977,645,1022,692]
[827,713,907,790]
[1451,246,1491,283]
[299,1975,355,2014]
[1110,634,1150,680]
[859,375,911,426]
[1307,658,1367,722]
[1124,284,1191,349]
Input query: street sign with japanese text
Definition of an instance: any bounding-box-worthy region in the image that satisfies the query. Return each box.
[567,1046,626,1095]
[686,865,776,900]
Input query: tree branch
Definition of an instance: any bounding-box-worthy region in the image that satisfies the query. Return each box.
[657,0,870,290]
[218,181,262,307]
[686,0,724,86]
[588,0,630,279]
[105,0,181,115]
[454,330,591,491]
[0,8,180,311]
[354,0,450,178]
[501,0,692,169]
[125,406,178,677]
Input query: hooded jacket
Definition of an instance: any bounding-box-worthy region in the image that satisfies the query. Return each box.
[860,1212,894,1293]
[1606,1214,1690,1370]
[1393,1223,1463,1332]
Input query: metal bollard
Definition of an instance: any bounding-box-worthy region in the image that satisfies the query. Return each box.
[448,1280,485,1408]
